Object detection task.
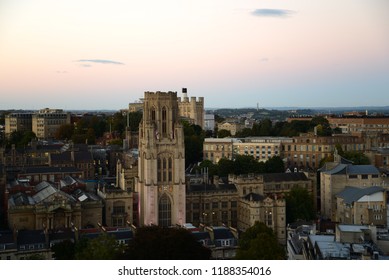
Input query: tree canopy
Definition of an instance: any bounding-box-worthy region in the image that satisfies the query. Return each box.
[75,233,123,260]
[124,226,211,260]
[183,122,205,167]
[285,186,315,224]
[235,222,286,260]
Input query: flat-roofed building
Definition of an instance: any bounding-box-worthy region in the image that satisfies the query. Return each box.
[203,138,236,163]
[32,108,71,140]
[5,112,33,137]
[234,137,293,162]
[328,116,389,134]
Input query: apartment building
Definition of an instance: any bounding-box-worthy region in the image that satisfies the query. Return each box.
[32,108,71,139]
[203,137,293,164]
[203,138,236,163]
[328,116,389,134]
[285,133,365,170]
[234,137,293,162]
[4,112,33,137]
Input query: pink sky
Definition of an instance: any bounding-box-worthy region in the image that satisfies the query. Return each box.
[1,0,388,110]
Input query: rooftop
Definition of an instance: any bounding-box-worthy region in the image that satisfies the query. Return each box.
[336,186,385,204]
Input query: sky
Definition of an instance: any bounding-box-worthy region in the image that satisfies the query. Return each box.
[1,0,388,110]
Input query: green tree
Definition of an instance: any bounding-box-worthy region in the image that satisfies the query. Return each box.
[233,155,261,175]
[235,222,285,260]
[183,123,204,166]
[196,160,218,177]
[124,226,211,260]
[55,124,74,140]
[258,119,272,136]
[265,156,285,173]
[310,116,332,136]
[75,234,123,260]
[111,112,126,136]
[86,128,96,145]
[214,114,225,123]
[217,158,235,177]
[51,240,76,260]
[217,129,231,138]
[285,186,315,224]
[127,111,143,131]
[236,128,253,137]
[343,151,370,165]
[7,130,36,148]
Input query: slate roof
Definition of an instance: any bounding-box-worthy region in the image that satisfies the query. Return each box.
[9,192,35,206]
[17,230,46,245]
[9,180,77,205]
[213,227,235,240]
[262,172,309,182]
[347,165,380,175]
[323,164,379,175]
[192,231,212,246]
[336,186,385,205]
[21,166,82,174]
[0,231,16,245]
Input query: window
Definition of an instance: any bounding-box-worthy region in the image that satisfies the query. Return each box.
[151,108,156,121]
[158,194,172,227]
[231,201,237,208]
[193,203,199,210]
[113,205,125,215]
[162,107,167,137]
[212,202,219,209]
[112,217,124,227]
[222,202,228,208]
[361,175,368,180]
[349,175,358,179]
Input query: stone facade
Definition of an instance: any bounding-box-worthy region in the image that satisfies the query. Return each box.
[137,91,186,226]
[320,157,388,221]
[177,88,204,128]
[7,181,102,230]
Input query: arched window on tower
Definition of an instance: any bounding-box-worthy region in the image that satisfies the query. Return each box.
[159,194,171,227]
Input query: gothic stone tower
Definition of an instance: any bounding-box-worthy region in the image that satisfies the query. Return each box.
[137,91,186,227]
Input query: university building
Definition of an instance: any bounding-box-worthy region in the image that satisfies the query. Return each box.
[136,91,186,227]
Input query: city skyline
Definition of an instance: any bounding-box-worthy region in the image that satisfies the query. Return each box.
[1,0,388,110]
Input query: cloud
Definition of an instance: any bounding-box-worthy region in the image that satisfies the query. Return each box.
[76,59,125,65]
[56,71,68,74]
[252,9,295,18]
[260,58,269,63]
[80,64,92,68]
